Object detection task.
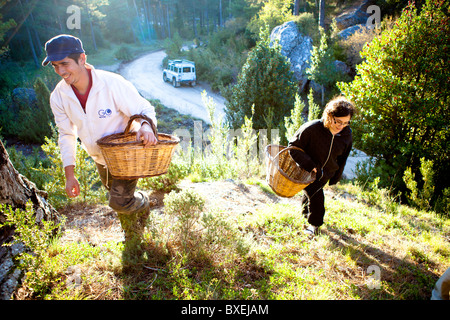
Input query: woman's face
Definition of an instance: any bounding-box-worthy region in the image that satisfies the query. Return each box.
[329,115,351,135]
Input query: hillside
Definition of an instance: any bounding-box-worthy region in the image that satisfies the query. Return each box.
[42,177,450,301]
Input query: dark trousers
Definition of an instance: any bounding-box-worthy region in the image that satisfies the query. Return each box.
[300,179,328,227]
[95,163,148,215]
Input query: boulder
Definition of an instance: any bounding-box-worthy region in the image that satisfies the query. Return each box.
[337,24,369,39]
[11,88,37,114]
[270,21,313,92]
[334,60,352,77]
[334,0,376,30]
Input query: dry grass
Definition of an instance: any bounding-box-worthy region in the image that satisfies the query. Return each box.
[13,179,450,300]
[337,16,398,70]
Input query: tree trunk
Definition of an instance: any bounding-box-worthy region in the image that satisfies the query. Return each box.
[18,0,39,68]
[132,0,145,42]
[294,0,300,15]
[0,140,60,300]
[321,85,325,106]
[192,0,198,38]
[166,4,171,38]
[125,1,138,44]
[319,0,325,29]
[219,0,223,28]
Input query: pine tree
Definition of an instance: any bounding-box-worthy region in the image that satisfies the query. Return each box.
[284,93,306,141]
[17,78,53,144]
[307,88,321,121]
[225,26,297,131]
[306,27,337,105]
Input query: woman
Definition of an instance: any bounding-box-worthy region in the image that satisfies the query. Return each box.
[288,96,355,237]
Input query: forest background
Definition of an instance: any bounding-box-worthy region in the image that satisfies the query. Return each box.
[0,0,448,213]
[0,0,449,301]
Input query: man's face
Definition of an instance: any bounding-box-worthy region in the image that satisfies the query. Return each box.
[51,54,85,86]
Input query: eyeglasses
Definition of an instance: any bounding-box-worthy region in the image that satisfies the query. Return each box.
[333,117,351,127]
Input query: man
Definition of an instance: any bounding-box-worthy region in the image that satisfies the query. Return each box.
[288,96,355,238]
[42,34,157,243]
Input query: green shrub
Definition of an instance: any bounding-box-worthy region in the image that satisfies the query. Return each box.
[0,96,17,138]
[6,145,51,190]
[0,202,63,298]
[114,46,133,62]
[185,92,265,182]
[164,188,205,254]
[138,158,189,192]
[307,88,322,121]
[186,21,251,91]
[37,134,103,209]
[338,0,449,208]
[247,0,293,40]
[163,31,183,58]
[403,157,447,213]
[284,93,306,142]
[12,78,54,144]
[293,12,320,44]
[225,26,297,131]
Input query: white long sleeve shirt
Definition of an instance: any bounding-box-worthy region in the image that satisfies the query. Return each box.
[50,64,157,167]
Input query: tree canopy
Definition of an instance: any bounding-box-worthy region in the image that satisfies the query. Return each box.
[224,26,297,133]
[338,0,450,205]
[0,0,253,65]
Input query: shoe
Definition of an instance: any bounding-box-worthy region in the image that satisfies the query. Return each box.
[303,225,319,238]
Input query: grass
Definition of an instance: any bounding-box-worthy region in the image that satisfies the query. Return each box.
[10,178,450,300]
[4,34,448,301]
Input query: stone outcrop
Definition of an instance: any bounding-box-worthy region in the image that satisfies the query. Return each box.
[270,21,313,92]
[335,0,376,39]
[337,24,369,39]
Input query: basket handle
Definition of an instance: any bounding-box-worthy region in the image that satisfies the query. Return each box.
[124,114,159,142]
[272,145,316,179]
[273,145,305,162]
[272,145,315,173]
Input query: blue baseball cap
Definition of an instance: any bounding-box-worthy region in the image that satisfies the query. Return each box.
[42,34,85,66]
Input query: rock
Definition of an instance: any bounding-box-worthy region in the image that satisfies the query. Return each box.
[270,21,313,92]
[334,60,351,76]
[11,88,37,113]
[337,24,369,39]
[334,0,376,30]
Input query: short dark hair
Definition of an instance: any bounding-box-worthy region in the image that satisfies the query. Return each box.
[67,52,82,64]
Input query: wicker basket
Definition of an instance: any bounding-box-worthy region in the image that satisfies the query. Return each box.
[97,114,179,179]
[265,145,316,198]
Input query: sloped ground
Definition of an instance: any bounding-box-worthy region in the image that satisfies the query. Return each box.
[58,179,346,246]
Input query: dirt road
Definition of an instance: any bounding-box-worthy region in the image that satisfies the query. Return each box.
[115,50,368,179]
[119,50,226,124]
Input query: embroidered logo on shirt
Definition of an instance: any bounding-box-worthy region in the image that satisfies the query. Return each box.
[98,108,112,118]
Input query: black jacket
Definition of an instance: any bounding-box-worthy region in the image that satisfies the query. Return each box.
[288,119,352,185]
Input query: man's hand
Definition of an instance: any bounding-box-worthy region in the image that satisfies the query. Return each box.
[136,122,157,147]
[64,165,80,198]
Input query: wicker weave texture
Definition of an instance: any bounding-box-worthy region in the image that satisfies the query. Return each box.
[265,145,315,198]
[97,115,179,179]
